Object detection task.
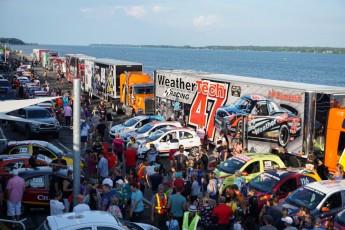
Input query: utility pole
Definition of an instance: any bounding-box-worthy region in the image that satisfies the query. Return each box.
[72,58,81,208]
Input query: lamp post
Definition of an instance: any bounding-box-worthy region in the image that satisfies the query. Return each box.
[1,43,9,63]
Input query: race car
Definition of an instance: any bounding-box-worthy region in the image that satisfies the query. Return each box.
[214,95,301,147]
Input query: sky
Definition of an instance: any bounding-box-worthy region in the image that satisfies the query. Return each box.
[1,0,345,47]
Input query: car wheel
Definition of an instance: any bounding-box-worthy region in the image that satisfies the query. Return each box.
[116,101,123,114]
[53,132,59,139]
[189,147,198,157]
[278,124,290,147]
[25,126,32,139]
[111,101,116,112]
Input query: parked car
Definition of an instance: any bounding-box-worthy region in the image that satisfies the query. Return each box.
[109,115,164,139]
[333,208,345,229]
[0,79,15,100]
[37,211,159,230]
[8,106,60,139]
[122,120,182,143]
[247,167,321,210]
[137,127,201,158]
[214,95,301,147]
[274,180,345,222]
[215,153,286,193]
[24,84,41,99]
[33,90,49,98]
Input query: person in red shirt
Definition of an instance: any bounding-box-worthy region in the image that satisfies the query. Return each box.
[173,172,185,193]
[112,133,124,166]
[212,196,233,230]
[106,151,118,172]
[124,143,137,174]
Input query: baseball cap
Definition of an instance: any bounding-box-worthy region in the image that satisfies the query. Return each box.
[116,179,124,185]
[102,178,113,187]
[281,216,293,225]
[11,169,19,175]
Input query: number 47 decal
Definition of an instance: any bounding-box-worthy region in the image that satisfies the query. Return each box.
[189,80,229,140]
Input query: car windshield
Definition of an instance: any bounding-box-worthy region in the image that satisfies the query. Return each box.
[28,110,51,118]
[123,118,139,127]
[116,218,142,230]
[0,81,10,87]
[137,124,153,133]
[285,186,325,210]
[47,143,65,156]
[134,86,154,94]
[29,87,40,92]
[249,172,281,193]
[219,157,245,174]
[234,97,251,111]
[147,129,165,141]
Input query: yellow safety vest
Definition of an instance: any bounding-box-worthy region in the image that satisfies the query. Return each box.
[155,193,167,214]
[182,212,201,230]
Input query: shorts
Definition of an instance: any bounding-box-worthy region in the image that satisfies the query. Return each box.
[169,149,178,160]
[7,200,21,216]
[81,136,87,143]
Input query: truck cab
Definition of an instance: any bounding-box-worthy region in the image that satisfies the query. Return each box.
[118,72,154,116]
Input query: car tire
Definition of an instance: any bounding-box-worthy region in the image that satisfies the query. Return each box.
[189,147,198,157]
[25,126,32,139]
[278,124,290,147]
[53,132,59,139]
[116,101,123,114]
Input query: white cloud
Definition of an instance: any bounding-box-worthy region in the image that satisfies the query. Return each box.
[193,15,221,28]
[152,5,169,14]
[124,6,147,18]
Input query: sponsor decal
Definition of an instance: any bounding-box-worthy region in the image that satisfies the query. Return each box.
[255,119,277,135]
[268,89,302,103]
[37,195,50,201]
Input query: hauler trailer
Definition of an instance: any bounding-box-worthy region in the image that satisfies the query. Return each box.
[32,49,49,63]
[42,51,58,69]
[154,70,345,172]
[84,58,154,115]
[65,54,95,83]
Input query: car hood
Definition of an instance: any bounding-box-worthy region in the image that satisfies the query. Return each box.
[32,117,56,124]
[110,124,124,133]
[214,167,231,178]
[277,201,300,215]
[134,222,159,230]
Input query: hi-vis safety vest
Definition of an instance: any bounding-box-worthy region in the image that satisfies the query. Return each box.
[155,193,167,214]
[137,164,146,179]
[182,212,201,230]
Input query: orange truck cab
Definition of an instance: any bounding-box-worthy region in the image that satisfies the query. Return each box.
[324,108,345,172]
[118,71,154,116]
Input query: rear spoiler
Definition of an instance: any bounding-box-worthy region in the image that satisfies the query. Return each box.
[280,104,298,116]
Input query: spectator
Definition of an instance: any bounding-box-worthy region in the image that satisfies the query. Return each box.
[113,179,128,218]
[232,139,243,155]
[206,172,217,200]
[332,163,344,180]
[265,195,282,222]
[97,152,109,181]
[275,208,291,229]
[305,154,318,171]
[151,184,168,229]
[81,120,90,149]
[310,217,324,230]
[212,196,233,230]
[100,184,115,211]
[96,119,107,138]
[260,215,278,230]
[73,194,91,212]
[6,169,25,226]
[107,197,123,219]
[64,104,72,127]
[106,150,118,172]
[84,184,98,210]
[92,138,103,154]
[137,159,150,195]
[231,184,247,218]
[102,171,115,188]
[146,143,158,164]
[233,170,246,192]
[298,214,315,230]
[50,153,67,170]
[112,133,124,166]
[62,171,73,212]
[91,111,101,134]
[175,145,188,171]
[130,183,144,222]
[86,151,98,178]
[168,132,179,168]
[149,167,163,195]
[168,186,187,228]
[124,143,137,174]
[190,175,200,203]
[200,148,209,170]
[49,167,62,199]
[182,205,201,230]
[199,197,214,230]
[50,190,66,216]
[29,150,39,168]
[166,212,179,230]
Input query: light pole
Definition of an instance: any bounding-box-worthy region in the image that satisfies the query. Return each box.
[1,43,9,63]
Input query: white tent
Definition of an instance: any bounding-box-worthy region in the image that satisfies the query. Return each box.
[0,97,58,122]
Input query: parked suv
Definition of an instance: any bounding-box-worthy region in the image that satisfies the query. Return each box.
[0,79,15,100]
[9,106,61,139]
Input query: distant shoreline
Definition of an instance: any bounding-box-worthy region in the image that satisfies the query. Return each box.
[87,44,345,54]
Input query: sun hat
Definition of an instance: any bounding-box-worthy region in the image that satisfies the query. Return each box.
[188,205,197,212]
[281,216,293,225]
[116,179,124,185]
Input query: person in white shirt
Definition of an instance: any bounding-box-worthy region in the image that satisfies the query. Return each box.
[73,194,91,212]
[50,191,66,215]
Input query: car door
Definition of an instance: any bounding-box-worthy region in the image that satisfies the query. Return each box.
[23,174,49,208]
[33,145,57,160]
[241,161,261,182]
[320,192,344,220]
[178,130,195,149]
[276,177,298,201]
[16,108,27,131]
[156,132,171,153]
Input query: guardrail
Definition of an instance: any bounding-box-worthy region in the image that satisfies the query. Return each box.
[0,218,27,229]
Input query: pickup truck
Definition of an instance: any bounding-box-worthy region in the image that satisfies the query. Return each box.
[9,106,61,139]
